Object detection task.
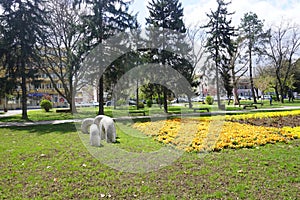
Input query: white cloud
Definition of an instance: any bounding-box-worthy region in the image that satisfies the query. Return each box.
[183,0,300,28]
[130,0,300,29]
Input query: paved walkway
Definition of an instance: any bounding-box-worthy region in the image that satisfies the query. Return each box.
[0,119,82,128]
[0,106,300,128]
[0,109,22,118]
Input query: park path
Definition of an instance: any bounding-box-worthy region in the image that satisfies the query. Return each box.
[0,109,22,118]
[0,106,300,128]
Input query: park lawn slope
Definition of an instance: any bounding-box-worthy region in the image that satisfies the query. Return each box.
[0,123,299,199]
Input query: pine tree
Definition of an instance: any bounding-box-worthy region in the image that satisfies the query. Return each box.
[239,12,266,103]
[75,0,137,115]
[204,0,236,109]
[0,0,47,119]
[146,0,191,113]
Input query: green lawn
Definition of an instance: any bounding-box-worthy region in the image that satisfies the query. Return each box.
[0,123,299,199]
[1,100,300,123]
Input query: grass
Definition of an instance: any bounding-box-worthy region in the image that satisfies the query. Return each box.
[0,123,299,199]
[238,99,300,108]
[0,109,75,122]
[1,100,300,123]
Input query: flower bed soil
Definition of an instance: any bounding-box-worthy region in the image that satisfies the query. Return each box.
[232,115,300,128]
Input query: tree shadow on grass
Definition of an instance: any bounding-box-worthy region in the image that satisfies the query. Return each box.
[5,123,77,135]
[0,116,24,123]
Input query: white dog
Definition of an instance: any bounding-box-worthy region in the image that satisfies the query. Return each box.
[89,124,101,147]
[99,116,116,143]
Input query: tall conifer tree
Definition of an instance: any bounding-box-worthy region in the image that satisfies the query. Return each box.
[0,0,47,119]
[204,0,236,109]
[146,0,190,113]
[75,0,137,115]
[239,12,266,103]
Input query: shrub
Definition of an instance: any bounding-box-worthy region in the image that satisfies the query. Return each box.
[40,99,53,112]
[156,96,164,105]
[146,99,153,107]
[138,102,144,109]
[116,99,126,106]
[205,96,214,105]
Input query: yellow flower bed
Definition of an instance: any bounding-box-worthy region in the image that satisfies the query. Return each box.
[226,110,300,121]
[132,117,299,152]
[281,126,300,139]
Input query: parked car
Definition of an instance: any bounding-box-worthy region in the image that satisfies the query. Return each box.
[263,95,271,99]
[92,102,99,106]
[171,97,189,103]
[191,96,205,102]
[128,100,137,105]
[105,101,114,106]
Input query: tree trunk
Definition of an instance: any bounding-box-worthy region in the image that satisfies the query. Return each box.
[163,87,168,113]
[233,87,240,105]
[215,58,221,109]
[21,61,28,120]
[67,93,77,114]
[274,85,280,101]
[227,95,232,105]
[276,68,285,103]
[187,95,192,109]
[69,79,77,114]
[280,86,285,103]
[231,66,240,105]
[249,48,257,103]
[158,92,162,109]
[98,76,104,115]
[136,80,139,110]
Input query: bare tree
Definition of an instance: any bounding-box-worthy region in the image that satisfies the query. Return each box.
[187,24,207,74]
[40,0,87,113]
[229,37,248,105]
[186,24,208,107]
[262,21,300,103]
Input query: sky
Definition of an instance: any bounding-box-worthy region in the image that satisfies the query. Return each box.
[130,0,300,28]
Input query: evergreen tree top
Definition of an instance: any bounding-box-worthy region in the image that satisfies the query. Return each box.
[73,0,137,47]
[146,0,186,33]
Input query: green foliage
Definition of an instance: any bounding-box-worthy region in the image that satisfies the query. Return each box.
[146,99,153,108]
[75,0,137,115]
[239,12,268,103]
[146,0,192,113]
[40,100,53,112]
[204,0,236,106]
[138,102,144,109]
[155,96,164,105]
[116,99,126,106]
[205,96,214,105]
[294,60,300,93]
[0,0,48,119]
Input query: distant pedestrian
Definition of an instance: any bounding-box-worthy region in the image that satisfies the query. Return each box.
[269,96,273,106]
[288,89,294,102]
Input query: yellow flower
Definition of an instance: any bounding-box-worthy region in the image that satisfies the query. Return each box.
[132,111,300,152]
